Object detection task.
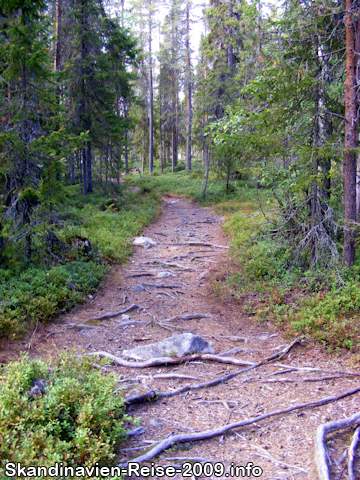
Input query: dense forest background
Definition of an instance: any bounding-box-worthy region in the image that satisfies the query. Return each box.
[1,0,360,351]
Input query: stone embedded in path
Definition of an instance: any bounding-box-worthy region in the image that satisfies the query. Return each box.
[157,271,177,278]
[133,284,145,292]
[133,236,157,248]
[123,333,214,361]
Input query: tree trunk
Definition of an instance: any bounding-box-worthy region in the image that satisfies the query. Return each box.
[148,0,154,174]
[311,30,320,266]
[82,147,87,196]
[87,141,93,193]
[203,146,210,195]
[54,0,62,72]
[186,1,192,171]
[159,25,164,173]
[344,0,358,267]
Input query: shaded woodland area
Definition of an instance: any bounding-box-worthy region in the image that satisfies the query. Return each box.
[1,0,360,270]
[1,2,360,478]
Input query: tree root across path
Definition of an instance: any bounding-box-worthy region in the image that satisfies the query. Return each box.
[119,386,360,467]
[46,305,141,337]
[88,351,256,368]
[315,411,360,480]
[100,337,303,403]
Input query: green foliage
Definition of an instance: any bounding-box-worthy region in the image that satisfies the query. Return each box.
[0,352,130,476]
[0,261,106,338]
[0,186,161,338]
[275,276,360,351]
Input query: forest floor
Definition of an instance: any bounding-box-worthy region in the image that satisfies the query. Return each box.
[2,195,360,480]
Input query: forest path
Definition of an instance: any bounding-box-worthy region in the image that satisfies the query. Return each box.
[15,197,360,479]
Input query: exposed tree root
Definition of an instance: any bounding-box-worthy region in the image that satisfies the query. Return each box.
[81,304,140,323]
[120,386,360,466]
[315,411,360,480]
[143,260,197,271]
[122,337,302,404]
[142,282,185,289]
[88,351,256,369]
[163,241,229,249]
[263,374,358,384]
[156,291,175,299]
[164,313,212,322]
[124,273,155,278]
[348,426,360,480]
[46,304,141,337]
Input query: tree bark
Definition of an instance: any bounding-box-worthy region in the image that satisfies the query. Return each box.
[344,0,359,267]
[186,1,192,171]
[54,0,62,73]
[148,0,154,174]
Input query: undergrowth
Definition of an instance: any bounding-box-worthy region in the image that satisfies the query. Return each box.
[0,352,130,479]
[0,185,161,338]
[127,165,360,354]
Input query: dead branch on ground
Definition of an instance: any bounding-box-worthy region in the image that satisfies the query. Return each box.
[119,386,360,466]
[315,412,360,480]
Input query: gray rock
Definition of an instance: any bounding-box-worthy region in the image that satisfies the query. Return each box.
[26,378,49,399]
[157,271,176,278]
[123,333,214,361]
[133,236,157,248]
[133,284,145,292]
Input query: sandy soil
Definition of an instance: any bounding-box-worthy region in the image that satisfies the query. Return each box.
[1,196,359,480]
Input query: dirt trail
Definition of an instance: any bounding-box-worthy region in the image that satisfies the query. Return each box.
[4,196,360,479]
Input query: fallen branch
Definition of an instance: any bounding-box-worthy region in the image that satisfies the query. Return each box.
[348,426,360,480]
[120,386,360,466]
[315,411,360,480]
[88,351,255,369]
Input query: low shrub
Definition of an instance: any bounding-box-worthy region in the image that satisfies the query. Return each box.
[0,352,130,478]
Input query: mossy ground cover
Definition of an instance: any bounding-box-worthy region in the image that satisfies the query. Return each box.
[0,185,161,339]
[127,164,360,354]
